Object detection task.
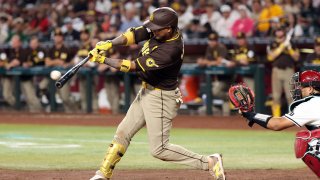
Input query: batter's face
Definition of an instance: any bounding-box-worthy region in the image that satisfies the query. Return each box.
[152,27,172,41]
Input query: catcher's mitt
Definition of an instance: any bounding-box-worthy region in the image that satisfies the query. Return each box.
[228,84,255,112]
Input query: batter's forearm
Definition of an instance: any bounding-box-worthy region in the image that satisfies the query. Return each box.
[104,58,136,72]
[110,35,127,46]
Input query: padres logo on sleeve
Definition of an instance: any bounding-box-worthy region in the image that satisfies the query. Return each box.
[146,58,159,67]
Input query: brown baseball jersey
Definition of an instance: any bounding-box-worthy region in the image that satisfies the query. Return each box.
[305,53,320,65]
[46,45,73,63]
[8,47,27,63]
[132,26,183,90]
[267,40,297,69]
[25,47,46,66]
[204,44,228,61]
[77,43,91,59]
[232,45,255,64]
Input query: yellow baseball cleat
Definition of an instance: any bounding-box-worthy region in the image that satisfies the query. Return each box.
[208,153,226,180]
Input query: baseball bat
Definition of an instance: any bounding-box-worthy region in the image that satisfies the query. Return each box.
[55,55,91,89]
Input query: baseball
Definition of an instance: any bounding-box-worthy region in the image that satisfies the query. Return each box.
[50,70,62,80]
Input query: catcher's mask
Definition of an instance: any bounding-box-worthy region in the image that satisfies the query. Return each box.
[290,70,320,101]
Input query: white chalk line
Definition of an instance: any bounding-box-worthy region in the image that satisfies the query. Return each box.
[0,135,147,149]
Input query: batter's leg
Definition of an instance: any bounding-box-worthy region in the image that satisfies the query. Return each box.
[142,88,209,170]
[94,89,146,179]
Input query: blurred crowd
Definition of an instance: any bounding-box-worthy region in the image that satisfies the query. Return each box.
[0,0,319,45]
[0,0,320,115]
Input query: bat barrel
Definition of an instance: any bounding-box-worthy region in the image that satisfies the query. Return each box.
[55,72,72,89]
[55,81,63,89]
[54,55,91,89]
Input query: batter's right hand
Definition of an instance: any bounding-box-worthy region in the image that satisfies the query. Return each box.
[95,40,112,51]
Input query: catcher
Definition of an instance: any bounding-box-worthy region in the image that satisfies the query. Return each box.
[229,70,320,177]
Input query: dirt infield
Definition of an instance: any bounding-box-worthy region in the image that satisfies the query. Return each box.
[0,113,317,180]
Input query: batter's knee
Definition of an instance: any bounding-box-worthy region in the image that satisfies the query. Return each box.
[150,147,168,161]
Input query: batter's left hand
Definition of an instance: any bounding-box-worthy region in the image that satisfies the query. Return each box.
[89,49,106,64]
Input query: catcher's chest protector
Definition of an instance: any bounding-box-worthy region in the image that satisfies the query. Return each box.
[295,129,320,177]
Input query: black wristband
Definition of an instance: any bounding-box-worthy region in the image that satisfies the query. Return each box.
[242,112,272,128]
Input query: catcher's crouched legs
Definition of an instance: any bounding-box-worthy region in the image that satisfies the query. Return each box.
[98,140,126,179]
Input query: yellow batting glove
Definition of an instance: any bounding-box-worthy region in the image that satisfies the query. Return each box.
[89,49,106,64]
[95,40,112,51]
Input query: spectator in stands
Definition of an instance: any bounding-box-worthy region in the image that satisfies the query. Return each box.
[199,2,221,33]
[257,0,284,36]
[84,10,98,38]
[267,26,300,117]
[304,37,320,65]
[62,18,80,41]
[286,13,304,37]
[231,32,256,90]
[41,28,77,113]
[267,17,283,37]
[1,35,42,112]
[250,0,262,23]
[7,17,28,43]
[192,0,207,15]
[97,47,121,114]
[124,0,142,11]
[99,14,111,33]
[185,0,195,13]
[215,4,239,38]
[159,0,169,7]
[25,36,47,104]
[74,29,98,112]
[119,9,142,33]
[299,0,318,36]
[185,19,210,39]
[281,0,300,14]
[197,32,234,115]
[95,0,112,14]
[231,5,254,37]
[176,2,193,30]
[24,10,50,39]
[109,4,122,30]
[64,10,85,33]
[25,36,46,67]
[142,0,156,15]
[0,13,9,45]
[73,0,88,16]
[48,10,60,31]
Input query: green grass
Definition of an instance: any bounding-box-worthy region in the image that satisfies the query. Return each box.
[0,124,304,170]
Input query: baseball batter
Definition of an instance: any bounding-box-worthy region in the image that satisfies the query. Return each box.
[238,70,320,177]
[88,7,225,180]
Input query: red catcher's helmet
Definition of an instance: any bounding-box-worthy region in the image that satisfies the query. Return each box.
[299,70,320,86]
[290,70,320,100]
[143,7,178,31]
